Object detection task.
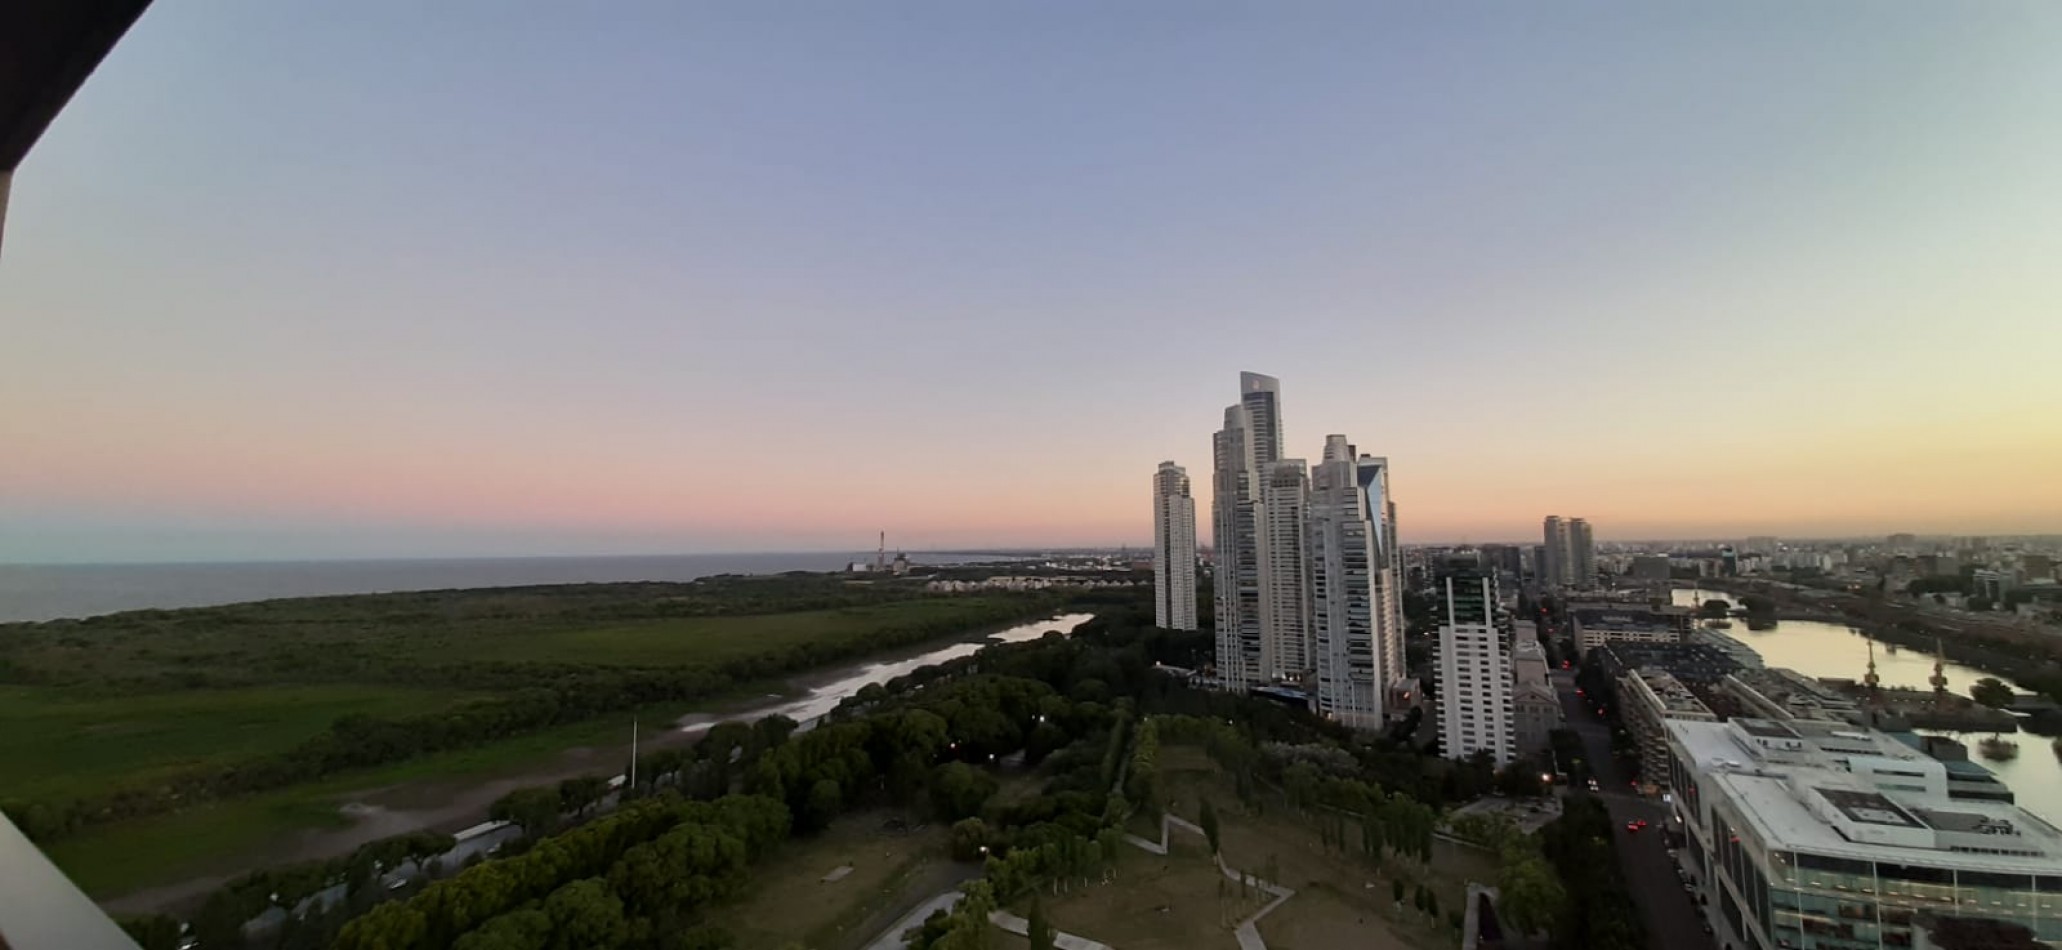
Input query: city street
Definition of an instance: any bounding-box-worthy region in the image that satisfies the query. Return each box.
[1552,671,1717,950]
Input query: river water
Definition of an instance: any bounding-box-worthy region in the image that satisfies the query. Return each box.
[1669,589,2062,826]
[675,612,1097,732]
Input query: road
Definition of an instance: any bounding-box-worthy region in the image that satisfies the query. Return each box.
[1551,670,1716,950]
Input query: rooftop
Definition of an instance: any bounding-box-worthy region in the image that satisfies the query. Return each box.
[1669,719,2062,873]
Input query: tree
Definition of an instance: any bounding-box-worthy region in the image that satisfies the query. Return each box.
[1423,888,1439,919]
[1699,599,1731,620]
[557,775,609,818]
[950,818,990,862]
[1971,677,2015,709]
[1495,847,1567,935]
[543,878,627,950]
[453,909,551,950]
[1392,878,1406,908]
[1199,798,1221,855]
[930,762,999,820]
[805,778,843,831]
[1028,896,1055,950]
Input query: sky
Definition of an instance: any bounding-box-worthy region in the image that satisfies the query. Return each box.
[3,2,2061,563]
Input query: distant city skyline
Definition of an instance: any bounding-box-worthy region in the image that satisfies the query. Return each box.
[4,3,2059,563]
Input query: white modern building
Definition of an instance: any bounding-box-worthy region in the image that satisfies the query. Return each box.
[1212,372,1282,687]
[1152,461,1198,631]
[1307,436,1404,730]
[1261,458,1313,678]
[1666,717,2062,950]
[1436,570,1515,765]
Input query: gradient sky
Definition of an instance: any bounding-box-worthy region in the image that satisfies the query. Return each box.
[4,2,2061,563]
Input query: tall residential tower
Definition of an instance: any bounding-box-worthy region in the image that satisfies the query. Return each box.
[1541,516,1571,587]
[1569,517,1595,588]
[1436,569,1515,765]
[1152,462,1198,631]
[1307,436,1405,729]
[1212,373,1282,687]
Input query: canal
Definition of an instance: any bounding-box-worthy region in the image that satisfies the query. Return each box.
[1670,589,2062,827]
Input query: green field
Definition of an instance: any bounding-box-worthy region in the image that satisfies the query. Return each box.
[47,697,716,897]
[0,685,464,802]
[0,577,1065,899]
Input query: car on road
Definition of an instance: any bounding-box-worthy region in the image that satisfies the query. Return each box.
[1624,819,1649,833]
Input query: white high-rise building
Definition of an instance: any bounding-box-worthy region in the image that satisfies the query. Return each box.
[1212,372,1282,688]
[1152,461,1198,631]
[1307,436,1404,730]
[1436,570,1515,765]
[1261,459,1313,678]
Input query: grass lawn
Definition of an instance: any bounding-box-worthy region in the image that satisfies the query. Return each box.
[0,684,464,802]
[1031,836,1261,950]
[1150,744,1482,950]
[705,809,949,950]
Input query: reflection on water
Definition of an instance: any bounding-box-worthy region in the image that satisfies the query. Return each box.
[675,613,1095,733]
[1671,589,2062,826]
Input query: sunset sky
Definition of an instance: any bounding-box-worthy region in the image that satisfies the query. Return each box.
[4,2,2060,563]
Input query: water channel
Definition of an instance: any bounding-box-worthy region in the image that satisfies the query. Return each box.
[1669,589,2062,827]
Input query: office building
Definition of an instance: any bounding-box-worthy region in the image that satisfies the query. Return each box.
[1307,436,1404,730]
[1510,629,1561,758]
[1542,516,1571,587]
[1436,570,1515,765]
[1152,461,1198,631]
[1571,603,1693,653]
[1631,554,1672,581]
[1666,717,2062,950]
[1261,459,1314,678]
[1212,372,1283,687]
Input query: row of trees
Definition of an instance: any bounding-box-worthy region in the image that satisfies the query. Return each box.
[1538,796,1648,950]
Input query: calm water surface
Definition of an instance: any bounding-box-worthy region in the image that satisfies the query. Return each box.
[0,552,1038,623]
[1672,588,2062,826]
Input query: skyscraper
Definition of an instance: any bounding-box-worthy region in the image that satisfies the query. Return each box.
[1152,461,1198,631]
[1542,516,1571,587]
[1569,517,1595,588]
[1308,436,1404,729]
[1212,372,1283,687]
[1261,459,1313,678]
[1436,568,1515,765]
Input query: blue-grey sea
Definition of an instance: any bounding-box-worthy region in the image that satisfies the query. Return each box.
[0,552,1024,623]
